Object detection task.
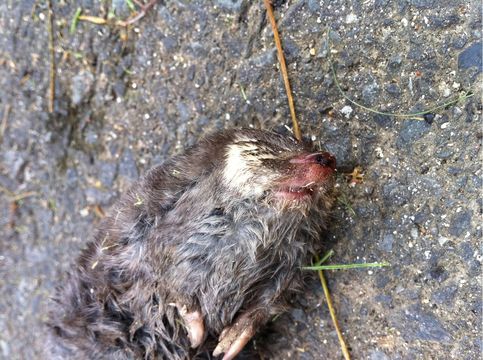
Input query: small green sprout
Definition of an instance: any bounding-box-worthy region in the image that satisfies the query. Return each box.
[70,7,82,34]
[337,195,356,217]
[125,0,136,12]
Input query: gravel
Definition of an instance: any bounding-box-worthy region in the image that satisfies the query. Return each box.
[0,0,481,359]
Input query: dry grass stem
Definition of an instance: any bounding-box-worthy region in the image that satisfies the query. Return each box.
[47,0,55,113]
[263,0,302,141]
[318,268,351,360]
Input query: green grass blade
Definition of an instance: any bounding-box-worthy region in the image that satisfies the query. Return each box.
[70,8,82,35]
[125,0,136,12]
[314,249,335,266]
[326,29,474,120]
[303,262,390,271]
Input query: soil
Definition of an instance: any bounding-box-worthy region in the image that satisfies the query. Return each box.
[0,0,481,359]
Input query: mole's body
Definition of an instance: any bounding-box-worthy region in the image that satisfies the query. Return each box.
[49,129,336,359]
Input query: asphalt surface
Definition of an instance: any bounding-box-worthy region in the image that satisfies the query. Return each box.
[0,0,481,359]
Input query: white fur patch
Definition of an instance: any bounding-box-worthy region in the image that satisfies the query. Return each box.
[223,143,264,196]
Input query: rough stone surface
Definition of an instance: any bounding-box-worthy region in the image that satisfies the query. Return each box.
[458,42,482,73]
[391,305,452,343]
[71,70,95,106]
[0,1,481,359]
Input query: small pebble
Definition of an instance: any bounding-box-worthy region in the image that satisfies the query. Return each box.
[438,236,449,246]
[346,13,358,24]
[340,105,353,118]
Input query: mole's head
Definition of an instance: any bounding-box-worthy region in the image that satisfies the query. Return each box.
[221,130,336,210]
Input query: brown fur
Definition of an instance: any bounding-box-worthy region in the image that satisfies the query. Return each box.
[48,129,335,359]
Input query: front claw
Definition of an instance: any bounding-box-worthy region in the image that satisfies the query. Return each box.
[177,304,205,348]
[213,314,256,360]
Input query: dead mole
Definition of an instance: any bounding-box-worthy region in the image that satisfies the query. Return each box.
[48,128,336,359]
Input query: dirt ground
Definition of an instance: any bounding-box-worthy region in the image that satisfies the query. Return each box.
[0,0,481,359]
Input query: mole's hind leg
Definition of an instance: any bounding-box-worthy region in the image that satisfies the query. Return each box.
[212,312,260,360]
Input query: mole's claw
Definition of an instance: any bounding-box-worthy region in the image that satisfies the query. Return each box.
[178,305,205,348]
[213,315,255,360]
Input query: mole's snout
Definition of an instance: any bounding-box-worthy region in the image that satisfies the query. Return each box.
[313,152,336,170]
[291,152,336,170]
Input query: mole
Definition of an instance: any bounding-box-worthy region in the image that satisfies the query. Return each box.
[48,128,336,359]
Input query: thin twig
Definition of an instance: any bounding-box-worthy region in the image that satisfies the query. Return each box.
[78,15,108,25]
[118,0,158,26]
[263,0,302,141]
[47,0,55,113]
[0,104,10,142]
[133,0,146,7]
[265,4,349,358]
[316,256,351,360]
[117,0,158,26]
[0,186,38,202]
[10,191,39,202]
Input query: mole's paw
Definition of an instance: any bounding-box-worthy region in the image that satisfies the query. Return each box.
[212,314,256,360]
[177,304,205,348]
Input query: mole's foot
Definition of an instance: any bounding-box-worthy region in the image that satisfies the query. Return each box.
[213,313,256,360]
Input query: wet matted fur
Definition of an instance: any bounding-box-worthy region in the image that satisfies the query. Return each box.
[48,129,335,359]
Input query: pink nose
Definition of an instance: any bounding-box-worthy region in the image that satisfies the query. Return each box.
[290,152,337,170]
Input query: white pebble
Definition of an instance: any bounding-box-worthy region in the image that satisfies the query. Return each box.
[346,13,358,24]
[438,236,449,246]
[341,105,353,118]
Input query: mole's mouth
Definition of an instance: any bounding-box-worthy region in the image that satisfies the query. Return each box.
[274,151,336,202]
[275,184,318,200]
